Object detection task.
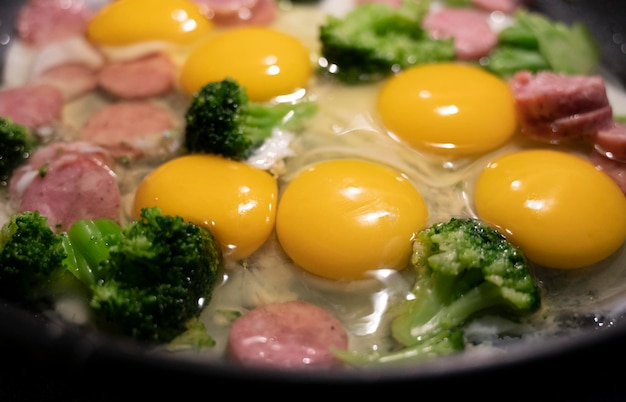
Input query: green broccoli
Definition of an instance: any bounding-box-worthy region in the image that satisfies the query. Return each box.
[0,207,222,345]
[0,211,66,303]
[485,9,600,78]
[63,207,222,343]
[184,77,318,160]
[317,0,455,84]
[0,117,39,186]
[336,217,541,365]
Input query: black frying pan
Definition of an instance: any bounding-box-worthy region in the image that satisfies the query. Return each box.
[1,1,625,400]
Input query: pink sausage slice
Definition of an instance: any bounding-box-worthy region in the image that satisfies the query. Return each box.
[98,52,176,100]
[0,85,64,128]
[80,101,178,160]
[9,142,121,232]
[35,63,99,101]
[227,300,349,369]
[593,122,626,162]
[423,8,498,60]
[16,0,92,46]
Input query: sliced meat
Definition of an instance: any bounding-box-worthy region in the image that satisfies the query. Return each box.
[80,101,179,160]
[9,141,121,232]
[423,7,498,60]
[227,300,349,369]
[98,52,176,99]
[509,70,614,143]
[192,0,277,27]
[589,150,626,196]
[16,0,93,46]
[0,85,64,128]
[34,63,99,101]
[593,122,626,162]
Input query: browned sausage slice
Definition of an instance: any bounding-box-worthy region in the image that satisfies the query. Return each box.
[227,300,349,369]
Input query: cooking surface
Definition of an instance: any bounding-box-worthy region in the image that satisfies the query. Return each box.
[1,1,626,400]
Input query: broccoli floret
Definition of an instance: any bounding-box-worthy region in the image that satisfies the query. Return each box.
[0,211,66,303]
[184,77,318,160]
[317,0,455,84]
[485,9,599,78]
[0,207,222,344]
[63,207,222,343]
[0,117,38,186]
[337,217,541,365]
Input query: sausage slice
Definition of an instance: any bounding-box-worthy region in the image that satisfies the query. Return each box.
[227,300,349,369]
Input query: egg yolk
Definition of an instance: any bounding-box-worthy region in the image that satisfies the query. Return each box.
[377,63,517,157]
[133,154,277,261]
[87,0,213,46]
[180,26,312,101]
[474,149,626,269]
[275,159,429,280]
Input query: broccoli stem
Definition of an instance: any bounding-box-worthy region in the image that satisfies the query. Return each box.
[334,329,463,366]
[245,101,318,144]
[64,219,123,285]
[60,232,93,286]
[394,281,509,344]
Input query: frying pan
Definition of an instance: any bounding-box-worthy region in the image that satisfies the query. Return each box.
[1,1,625,400]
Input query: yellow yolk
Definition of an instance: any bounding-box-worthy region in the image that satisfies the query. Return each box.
[377,63,517,157]
[474,149,626,269]
[86,0,213,46]
[133,154,277,261]
[180,26,313,102]
[275,159,429,280]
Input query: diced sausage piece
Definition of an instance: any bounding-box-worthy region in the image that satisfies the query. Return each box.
[593,122,626,162]
[589,150,626,196]
[227,300,349,369]
[9,141,121,232]
[0,85,64,128]
[80,101,178,160]
[422,8,498,60]
[472,0,521,14]
[34,63,99,101]
[192,0,277,27]
[510,71,614,142]
[98,52,176,100]
[16,0,92,46]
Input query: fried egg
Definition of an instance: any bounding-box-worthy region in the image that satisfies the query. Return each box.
[377,63,517,157]
[132,154,278,261]
[275,159,429,280]
[179,26,313,101]
[474,149,626,269]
